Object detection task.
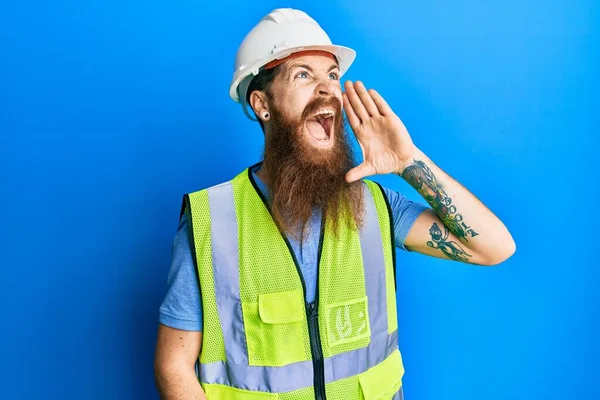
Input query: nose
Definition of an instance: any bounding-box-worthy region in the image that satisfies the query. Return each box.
[316,77,341,97]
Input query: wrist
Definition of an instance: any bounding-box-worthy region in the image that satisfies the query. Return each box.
[396,146,421,175]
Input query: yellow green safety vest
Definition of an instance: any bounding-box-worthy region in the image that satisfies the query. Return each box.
[183,165,405,400]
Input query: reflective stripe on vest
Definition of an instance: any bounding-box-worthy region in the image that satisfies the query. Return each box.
[186,168,404,398]
[199,331,398,393]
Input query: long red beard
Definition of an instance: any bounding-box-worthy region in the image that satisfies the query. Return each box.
[262,97,365,240]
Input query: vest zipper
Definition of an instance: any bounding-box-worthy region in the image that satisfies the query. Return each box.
[286,222,327,399]
[307,301,326,400]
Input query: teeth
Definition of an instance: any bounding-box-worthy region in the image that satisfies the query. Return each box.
[314,109,335,117]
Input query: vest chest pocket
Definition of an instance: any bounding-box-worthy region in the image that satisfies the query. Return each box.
[358,349,404,400]
[241,290,310,367]
[325,296,371,347]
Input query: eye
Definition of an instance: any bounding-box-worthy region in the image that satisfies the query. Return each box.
[295,71,309,79]
[328,72,340,80]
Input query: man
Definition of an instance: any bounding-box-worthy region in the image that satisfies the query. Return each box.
[154,8,515,400]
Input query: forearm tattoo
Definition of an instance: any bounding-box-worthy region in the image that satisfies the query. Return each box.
[428,222,472,262]
[401,160,479,242]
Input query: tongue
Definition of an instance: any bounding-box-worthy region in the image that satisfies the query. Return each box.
[306,120,328,140]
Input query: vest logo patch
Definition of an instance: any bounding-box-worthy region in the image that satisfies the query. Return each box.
[326,296,371,346]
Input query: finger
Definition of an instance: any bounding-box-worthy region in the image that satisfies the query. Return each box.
[345,163,377,183]
[344,80,370,122]
[367,88,393,116]
[342,92,361,129]
[354,81,380,117]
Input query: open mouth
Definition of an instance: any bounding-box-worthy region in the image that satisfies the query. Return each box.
[305,108,335,147]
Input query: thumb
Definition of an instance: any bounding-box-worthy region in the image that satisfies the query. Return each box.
[345,163,376,183]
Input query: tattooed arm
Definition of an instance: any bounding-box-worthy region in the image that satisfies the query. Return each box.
[342,80,515,265]
[399,147,515,265]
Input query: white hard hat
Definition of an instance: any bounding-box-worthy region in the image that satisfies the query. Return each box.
[230,8,356,121]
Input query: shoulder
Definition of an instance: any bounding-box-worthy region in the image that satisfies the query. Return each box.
[186,179,232,197]
[379,185,404,205]
[362,179,402,206]
[181,172,244,217]
[364,181,430,250]
[186,166,254,196]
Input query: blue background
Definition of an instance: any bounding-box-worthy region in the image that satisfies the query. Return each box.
[1,0,597,399]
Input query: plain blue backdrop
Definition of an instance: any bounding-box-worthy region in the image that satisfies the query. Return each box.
[1,0,598,399]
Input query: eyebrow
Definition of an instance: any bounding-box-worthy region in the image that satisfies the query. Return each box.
[286,63,340,79]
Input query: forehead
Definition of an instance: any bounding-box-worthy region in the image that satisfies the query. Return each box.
[281,54,340,72]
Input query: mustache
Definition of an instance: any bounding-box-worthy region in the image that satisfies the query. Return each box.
[301,96,343,122]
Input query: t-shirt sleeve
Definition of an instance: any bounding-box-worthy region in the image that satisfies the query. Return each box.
[158,211,203,331]
[381,186,430,251]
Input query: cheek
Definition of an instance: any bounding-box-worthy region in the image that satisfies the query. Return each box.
[335,93,343,110]
[332,84,343,98]
[288,92,313,118]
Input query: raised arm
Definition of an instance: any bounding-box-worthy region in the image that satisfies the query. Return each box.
[343,80,515,265]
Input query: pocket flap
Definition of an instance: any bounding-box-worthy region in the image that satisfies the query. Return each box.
[358,349,404,399]
[258,290,304,324]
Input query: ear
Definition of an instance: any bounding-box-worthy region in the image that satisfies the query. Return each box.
[249,90,270,121]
